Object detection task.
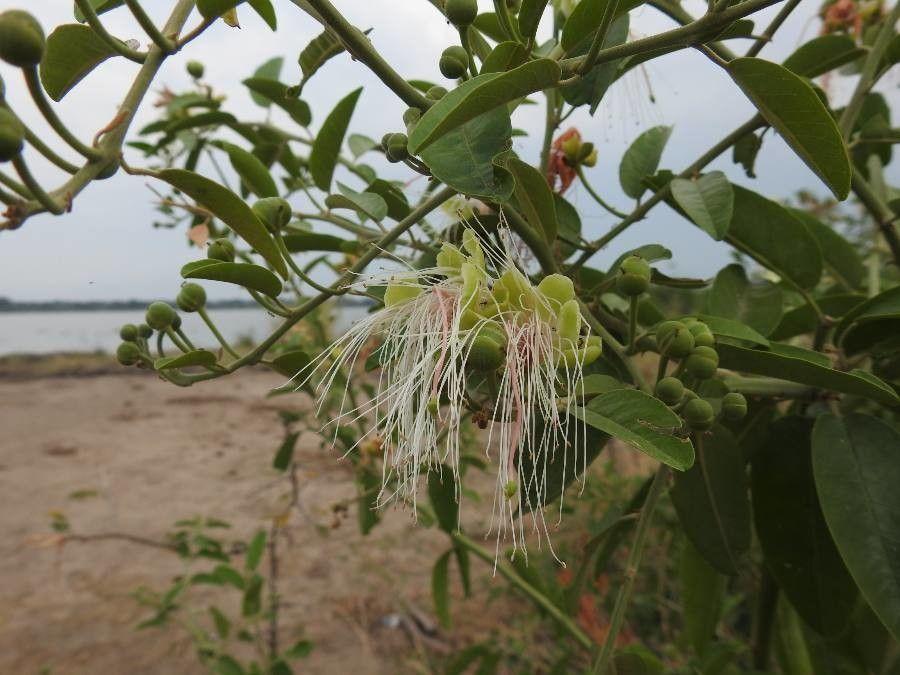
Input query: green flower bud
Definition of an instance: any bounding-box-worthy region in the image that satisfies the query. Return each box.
[467,322,507,372]
[0,10,45,68]
[560,135,582,162]
[537,273,575,309]
[137,323,153,339]
[436,242,465,272]
[0,107,24,162]
[655,376,684,406]
[582,148,598,167]
[207,238,236,262]
[682,397,715,431]
[186,60,204,79]
[403,106,422,128]
[556,299,581,343]
[659,326,694,359]
[445,0,478,26]
[685,345,719,380]
[381,132,409,163]
[616,255,651,296]
[384,281,422,307]
[252,197,291,232]
[656,320,683,346]
[722,392,748,421]
[119,324,139,342]
[577,142,595,163]
[145,301,177,331]
[177,282,207,312]
[439,46,469,79]
[426,85,448,100]
[116,341,142,366]
[688,320,715,347]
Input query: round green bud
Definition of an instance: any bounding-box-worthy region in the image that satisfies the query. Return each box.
[722,392,748,421]
[0,107,24,162]
[656,320,684,347]
[177,282,206,313]
[186,60,204,79]
[659,326,695,359]
[403,107,422,127]
[561,135,582,162]
[382,132,409,163]
[682,397,715,431]
[439,46,469,79]
[537,273,576,308]
[119,324,139,342]
[685,345,719,380]
[137,323,153,339]
[616,255,651,296]
[207,238,236,262]
[688,321,715,347]
[0,10,45,68]
[445,0,478,26]
[426,85,448,100]
[582,148,598,167]
[252,197,291,232]
[116,341,142,366]
[467,323,507,372]
[145,301,177,331]
[655,376,684,406]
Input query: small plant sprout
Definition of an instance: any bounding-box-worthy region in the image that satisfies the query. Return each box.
[292,222,602,557]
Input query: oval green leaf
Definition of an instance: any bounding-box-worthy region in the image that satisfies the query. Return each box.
[242,77,311,126]
[216,141,278,198]
[310,87,362,191]
[619,126,672,199]
[670,172,733,240]
[782,34,865,79]
[181,260,283,297]
[506,156,558,242]
[155,349,218,371]
[325,182,388,222]
[40,24,118,101]
[705,265,783,338]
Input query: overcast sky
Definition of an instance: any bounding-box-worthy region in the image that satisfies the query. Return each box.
[0,0,895,301]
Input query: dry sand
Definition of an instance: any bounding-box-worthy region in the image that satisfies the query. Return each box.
[0,368,519,674]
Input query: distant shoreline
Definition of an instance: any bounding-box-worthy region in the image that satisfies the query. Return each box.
[0,297,371,313]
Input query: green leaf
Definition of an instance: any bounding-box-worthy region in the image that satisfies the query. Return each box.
[670,172,733,240]
[671,426,750,575]
[813,413,900,641]
[419,106,515,200]
[283,640,313,659]
[214,655,245,675]
[573,389,694,470]
[270,350,311,378]
[247,0,277,30]
[771,293,864,341]
[432,550,452,629]
[242,78,311,127]
[428,466,459,533]
[324,182,388,222]
[212,564,245,589]
[408,59,561,155]
[790,209,864,289]
[782,34,865,78]
[554,194,582,259]
[482,41,529,74]
[506,156,558,242]
[560,0,641,52]
[158,169,287,277]
[680,539,725,656]
[561,15,629,111]
[241,573,263,616]
[181,260,283,297]
[216,141,278,198]
[727,58,851,200]
[248,57,283,107]
[282,232,358,254]
[365,178,411,220]
[518,0,550,40]
[310,88,362,191]
[74,0,123,21]
[154,349,218,371]
[619,126,672,199]
[689,313,771,347]
[726,186,822,291]
[347,133,378,158]
[706,264,783,337]
[753,416,856,637]
[298,28,344,88]
[165,111,237,135]
[209,606,231,639]
[716,341,900,407]
[835,285,900,354]
[40,24,117,101]
[272,431,299,471]
[245,530,266,571]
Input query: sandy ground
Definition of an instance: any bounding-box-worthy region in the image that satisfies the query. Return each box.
[0,368,519,675]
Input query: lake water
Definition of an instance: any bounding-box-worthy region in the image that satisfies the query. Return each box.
[0,306,369,355]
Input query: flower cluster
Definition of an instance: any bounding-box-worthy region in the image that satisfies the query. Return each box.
[295,224,602,554]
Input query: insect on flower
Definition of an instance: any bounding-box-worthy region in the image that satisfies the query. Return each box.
[291,221,603,559]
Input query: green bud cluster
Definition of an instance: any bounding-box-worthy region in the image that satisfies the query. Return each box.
[560,135,598,168]
[381,132,409,163]
[616,255,651,296]
[0,10,45,68]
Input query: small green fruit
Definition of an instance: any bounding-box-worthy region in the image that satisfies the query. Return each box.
[682,398,715,431]
[0,10,45,68]
[722,392,748,421]
[0,108,24,162]
[207,238,235,262]
[656,320,683,346]
[186,60,204,79]
[688,320,715,347]
[685,346,719,380]
[439,46,469,79]
[445,0,478,26]
[655,376,684,406]
[382,132,409,163]
[660,326,695,359]
[177,283,206,313]
[252,197,291,232]
[616,255,651,296]
[137,323,153,339]
[116,341,142,366]
[403,107,422,128]
[426,85,448,100]
[119,324,139,342]
[145,301,177,331]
